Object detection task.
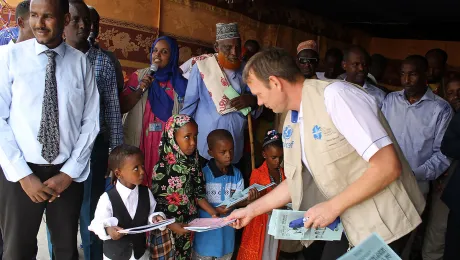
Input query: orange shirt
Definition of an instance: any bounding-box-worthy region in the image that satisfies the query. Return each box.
[237,162,286,260]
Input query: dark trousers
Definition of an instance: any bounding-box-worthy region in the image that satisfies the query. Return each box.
[318,233,410,260]
[302,241,325,259]
[0,163,83,260]
[278,241,325,260]
[80,134,109,260]
[0,232,3,259]
[444,210,460,260]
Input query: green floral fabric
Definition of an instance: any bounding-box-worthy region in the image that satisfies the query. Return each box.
[150,114,206,260]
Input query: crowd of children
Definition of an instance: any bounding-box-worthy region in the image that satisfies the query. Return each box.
[90,114,284,260]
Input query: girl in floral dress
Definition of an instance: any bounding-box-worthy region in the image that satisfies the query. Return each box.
[150,115,218,260]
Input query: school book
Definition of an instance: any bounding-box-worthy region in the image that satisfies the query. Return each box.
[337,233,401,260]
[217,183,275,208]
[117,218,176,234]
[223,86,252,116]
[268,209,343,241]
[184,218,236,232]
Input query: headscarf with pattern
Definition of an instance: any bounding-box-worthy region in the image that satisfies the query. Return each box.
[157,114,199,168]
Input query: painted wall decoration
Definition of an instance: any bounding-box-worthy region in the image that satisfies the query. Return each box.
[2,0,459,89]
[96,18,158,79]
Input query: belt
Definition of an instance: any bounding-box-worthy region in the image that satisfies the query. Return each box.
[27,162,65,169]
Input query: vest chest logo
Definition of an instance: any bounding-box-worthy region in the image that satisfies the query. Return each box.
[312,125,322,140]
[283,126,293,139]
[283,125,294,148]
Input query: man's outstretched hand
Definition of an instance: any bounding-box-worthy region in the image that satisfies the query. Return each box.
[226,206,255,229]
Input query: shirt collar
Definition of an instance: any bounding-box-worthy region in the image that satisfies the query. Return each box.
[115,182,139,201]
[398,87,435,103]
[298,101,303,119]
[223,68,237,79]
[86,46,98,58]
[291,101,302,123]
[34,39,66,57]
[363,81,371,89]
[344,76,369,88]
[208,159,234,178]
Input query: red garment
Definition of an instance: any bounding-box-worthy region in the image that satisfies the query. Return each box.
[237,162,285,260]
[122,71,174,187]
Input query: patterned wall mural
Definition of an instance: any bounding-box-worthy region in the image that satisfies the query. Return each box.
[97,17,158,80]
[2,0,459,89]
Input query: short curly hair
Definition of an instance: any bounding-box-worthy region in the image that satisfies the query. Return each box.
[108,144,144,172]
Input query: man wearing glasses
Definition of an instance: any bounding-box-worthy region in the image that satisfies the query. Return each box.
[296,40,321,79]
[276,40,323,133]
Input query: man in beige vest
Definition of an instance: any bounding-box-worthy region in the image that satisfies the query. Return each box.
[228,48,425,259]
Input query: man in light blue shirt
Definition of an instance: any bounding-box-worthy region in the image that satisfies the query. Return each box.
[342,45,387,108]
[0,0,100,258]
[382,55,453,195]
[0,1,34,257]
[180,23,258,165]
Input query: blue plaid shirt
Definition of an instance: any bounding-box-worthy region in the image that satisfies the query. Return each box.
[0,27,18,45]
[86,47,123,149]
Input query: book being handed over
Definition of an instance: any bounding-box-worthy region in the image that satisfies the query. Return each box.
[184,218,237,232]
[217,183,275,208]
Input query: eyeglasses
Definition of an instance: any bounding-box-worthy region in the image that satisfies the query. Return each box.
[298,57,318,65]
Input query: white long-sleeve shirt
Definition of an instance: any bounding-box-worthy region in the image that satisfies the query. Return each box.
[0,39,100,182]
[298,82,393,172]
[89,182,164,260]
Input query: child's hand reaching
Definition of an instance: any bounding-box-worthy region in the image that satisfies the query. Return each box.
[216,205,231,216]
[106,226,124,241]
[152,215,165,223]
[168,222,190,236]
[247,188,260,202]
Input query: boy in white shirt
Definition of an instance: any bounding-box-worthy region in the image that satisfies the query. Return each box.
[89,145,165,260]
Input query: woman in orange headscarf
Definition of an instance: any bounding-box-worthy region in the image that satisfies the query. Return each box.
[237,130,285,260]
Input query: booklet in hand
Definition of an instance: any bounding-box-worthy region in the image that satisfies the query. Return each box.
[217,183,275,209]
[184,218,236,232]
[268,209,343,241]
[118,218,176,234]
[337,233,401,260]
[223,86,252,116]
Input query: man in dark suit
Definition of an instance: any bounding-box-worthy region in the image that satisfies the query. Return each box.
[441,76,460,260]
